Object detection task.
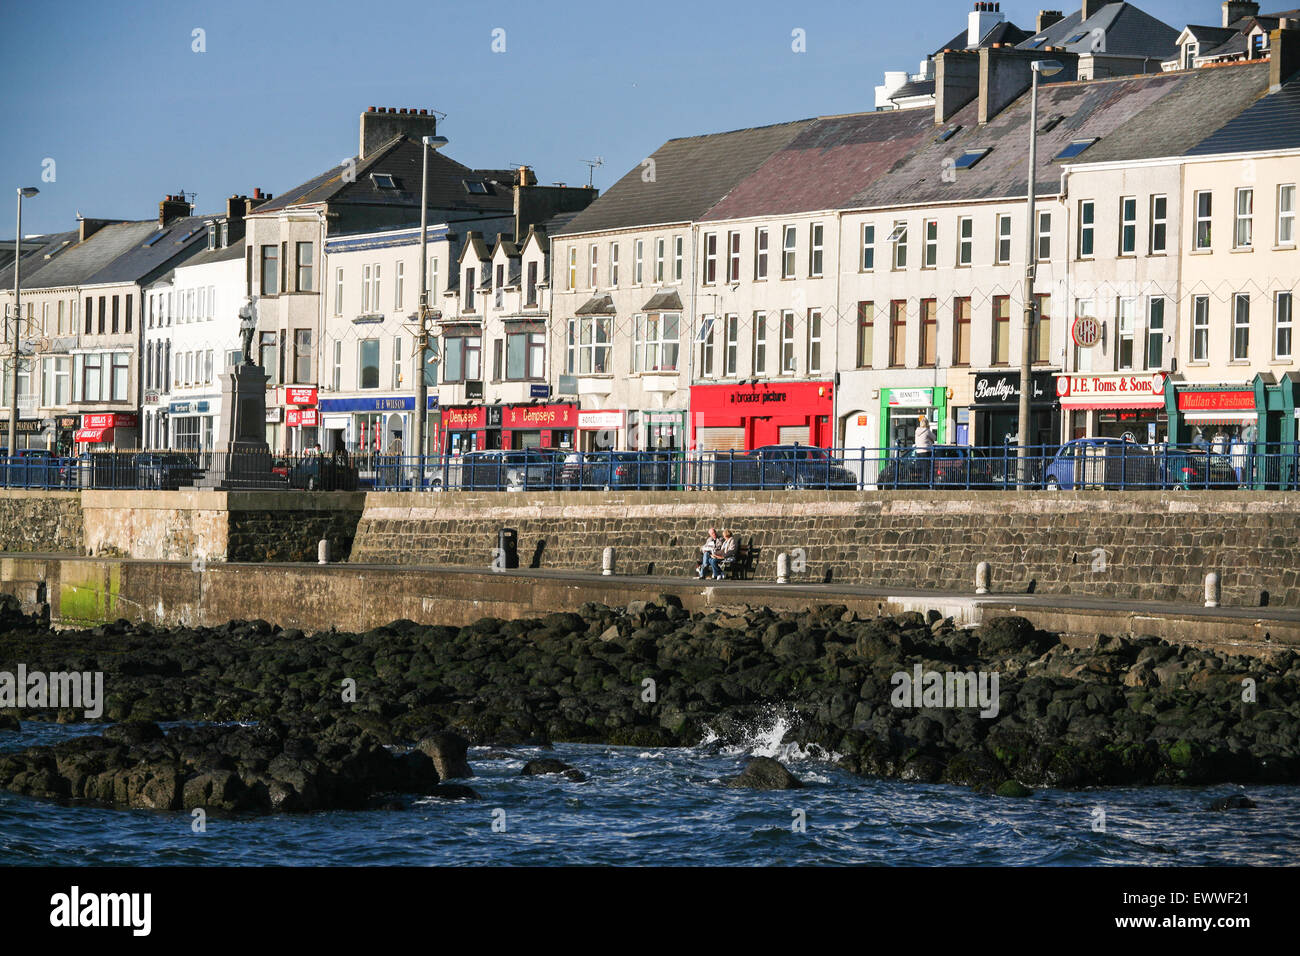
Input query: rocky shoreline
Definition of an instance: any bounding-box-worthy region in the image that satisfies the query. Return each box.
[0,595,1296,812]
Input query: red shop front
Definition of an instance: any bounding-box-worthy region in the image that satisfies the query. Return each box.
[504,402,577,450]
[690,381,833,451]
[441,405,488,457]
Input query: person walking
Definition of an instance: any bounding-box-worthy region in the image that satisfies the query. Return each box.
[914,414,935,486]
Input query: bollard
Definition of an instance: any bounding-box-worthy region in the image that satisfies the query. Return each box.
[776,552,789,584]
[1205,571,1220,608]
[976,561,991,595]
[318,539,330,565]
[602,546,614,576]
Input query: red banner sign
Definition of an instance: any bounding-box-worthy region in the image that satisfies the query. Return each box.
[285,386,318,407]
[1176,390,1254,412]
[82,413,138,429]
[286,408,319,427]
[505,404,576,428]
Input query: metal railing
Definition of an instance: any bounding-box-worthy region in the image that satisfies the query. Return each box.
[1,442,1297,492]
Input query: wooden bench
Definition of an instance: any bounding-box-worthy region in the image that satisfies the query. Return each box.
[721,538,757,580]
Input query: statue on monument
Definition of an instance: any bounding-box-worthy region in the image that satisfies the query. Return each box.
[238,300,256,366]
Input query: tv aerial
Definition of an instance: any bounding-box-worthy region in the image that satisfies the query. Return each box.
[581,156,604,187]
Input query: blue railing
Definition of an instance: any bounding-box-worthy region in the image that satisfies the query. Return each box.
[2,442,1297,492]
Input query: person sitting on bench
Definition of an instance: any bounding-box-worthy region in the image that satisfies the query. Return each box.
[697,528,721,579]
[713,529,738,580]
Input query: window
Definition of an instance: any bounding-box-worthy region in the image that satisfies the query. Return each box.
[334,268,343,315]
[1195,191,1212,249]
[443,334,481,382]
[1055,138,1097,160]
[332,340,342,391]
[655,238,665,283]
[390,337,402,387]
[567,248,577,290]
[97,296,106,334]
[861,223,875,270]
[568,317,611,374]
[507,330,546,379]
[1032,294,1050,365]
[208,226,217,251]
[1147,297,1165,369]
[753,311,767,374]
[809,223,824,277]
[261,245,279,295]
[295,329,312,383]
[125,294,133,333]
[41,356,70,406]
[754,228,769,279]
[296,242,313,291]
[111,296,119,334]
[1279,184,1296,245]
[1235,188,1254,248]
[1078,201,1095,257]
[1149,195,1167,254]
[109,354,130,400]
[923,219,938,268]
[806,309,822,373]
[632,312,679,371]
[991,296,1010,365]
[780,311,796,373]
[1036,211,1051,261]
[1119,197,1137,255]
[728,232,742,282]
[954,148,991,169]
[891,221,908,269]
[205,350,213,384]
[918,299,937,367]
[463,267,473,311]
[889,300,906,367]
[856,302,874,368]
[781,226,797,278]
[957,217,973,266]
[1276,292,1294,360]
[259,332,278,383]
[725,313,739,376]
[81,353,102,401]
[673,236,684,282]
[996,214,1013,264]
[395,261,404,310]
[703,233,718,284]
[429,256,439,300]
[609,242,619,286]
[1117,298,1137,370]
[953,297,971,366]
[1233,294,1250,360]
[698,314,715,377]
[361,264,372,312]
[1192,296,1210,362]
[526,262,539,307]
[634,240,644,284]
[357,339,381,389]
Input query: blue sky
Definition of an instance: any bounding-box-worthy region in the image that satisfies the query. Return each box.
[2,0,1208,236]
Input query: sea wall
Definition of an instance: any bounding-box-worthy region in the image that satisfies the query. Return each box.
[0,490,83,554]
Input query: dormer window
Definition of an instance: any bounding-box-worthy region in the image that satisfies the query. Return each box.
[1183,41,1198,69]
[207,226,217,250]
[219,221,229,247]
[463,180,489,195]
[370,173,398,189]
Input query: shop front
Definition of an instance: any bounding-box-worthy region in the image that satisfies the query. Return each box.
[1170,385,1257,449]
[1055,372,1168,443]
[284,387,320,454]
[318,396,414,456]
[505,402,576,450]
[690,381,833,451]
[971,371,1060,449]
[1167,374,1300,488]
[73,412,139,450]
[54,415,78,455]
[631,409,686,451]
[879,386,947,449]
[0,418,46,451]
[441,405,487,456]
[577,409,625,451]
[168,398,216,451]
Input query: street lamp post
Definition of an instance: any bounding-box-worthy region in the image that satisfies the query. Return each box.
[414,134,448,475]
[8,187,39,455]
[1017,60,1062,485]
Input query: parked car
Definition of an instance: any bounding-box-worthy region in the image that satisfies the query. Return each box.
[877,445,998,489]
[289,455,358,491]
[0,448,64,487]
[561,450,675,490]
[1041,438,1163,490]
[711,445,858,490]
[1161,445,1240,489]
[455,449,563,491]
[132,452,201,490]
[271,456,291,479]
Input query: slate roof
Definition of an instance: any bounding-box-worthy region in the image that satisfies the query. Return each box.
[554,120,814,236]
[1018,2,1178,59]
[1182,24,1239,45]
[178,235,246,268]
[701,108,936,221]
[0,229,79,289]
[24,221,159,290]
[932,19,1031,57]
[848,61,1270,208]
[1201,33,1252,59]
[1185,76,1300,155]
[83,215,211,286]
[890,79,937,101]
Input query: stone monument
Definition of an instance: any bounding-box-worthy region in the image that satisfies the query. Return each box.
[191,301,287,490]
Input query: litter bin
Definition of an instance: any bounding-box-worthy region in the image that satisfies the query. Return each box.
[497,527,518,569]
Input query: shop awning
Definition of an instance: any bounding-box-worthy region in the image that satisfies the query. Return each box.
[642,289,683,311]
[1182,411,1258,423]
[74,426,112,443]
[575,295,615,315]
[1060,398,1164,410]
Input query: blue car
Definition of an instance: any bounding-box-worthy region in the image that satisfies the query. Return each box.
[1041,439,1162,490]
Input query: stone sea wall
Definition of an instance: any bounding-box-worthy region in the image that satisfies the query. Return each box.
[0,491,83,554]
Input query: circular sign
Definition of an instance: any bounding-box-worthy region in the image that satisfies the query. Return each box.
[1072,314,1101,348]
[1151,371,1166,395]
[1056,376,1071,398]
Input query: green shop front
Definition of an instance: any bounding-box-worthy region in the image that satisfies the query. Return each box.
[880,386,947,449]
[1165,373,1300,488]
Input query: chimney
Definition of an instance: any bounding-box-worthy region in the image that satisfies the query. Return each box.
[77,218,115,243]
[1223,1,1261,28]
[359,106,439,159]
[517,165,537,187]
[1271,26,1300,90]
[968,1,1005,47]
[1081,0,1106,20]
[935,49,982,122]
[159,194,192,227]
[978,47,1079,124]
[1037,10,1063,33]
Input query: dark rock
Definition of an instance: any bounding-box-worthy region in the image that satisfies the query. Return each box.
[724,756,803,790]
[0,713,19,732]
[976,617,1056,657]
[418,731,473,779]
[103,720,165,745]
[520,758,586,782]
[1208,794,1256,811]
[994,780,1034,798]
[430,783,481,800]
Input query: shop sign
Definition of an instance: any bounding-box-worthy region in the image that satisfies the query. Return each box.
[57,416,78,429]
[1056,372,1166,404]
[529,384,551,399]
[287,408,320,427]
[285,386,318,407]
[1072,314,1101,347]
[443,407,485,428]
[972,372,1051,405]
[265,407,282,423]
[465,380,484,400]
[1176,390,1254,412]
[506,404,576,428]
[644,411,681,424]
[856,415,869,426]
[579,410,624,430]
[486,405,503,428]
[1,419,43,434]
[886,388,934,407]
[144,391,161,405]
[83,413,138,429]
[319,396,414,412]
[168,400,211,415]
